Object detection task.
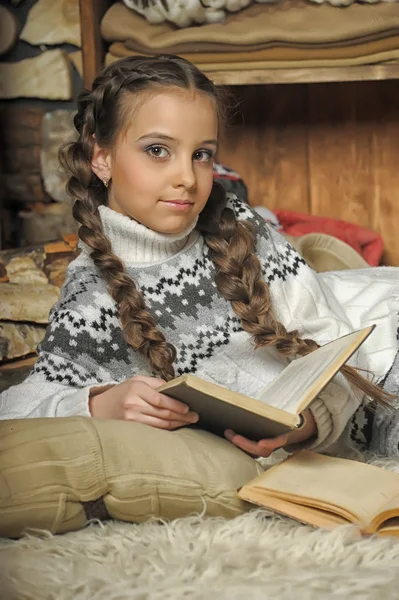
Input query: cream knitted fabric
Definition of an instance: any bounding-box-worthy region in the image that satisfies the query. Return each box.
[97,205,199,264]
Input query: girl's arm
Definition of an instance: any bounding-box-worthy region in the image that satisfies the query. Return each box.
[0,294,187,423]
[0,299,197,426]
[0,349,114,419]
[0,280,121,418]
[0,364,198,428]
[229,195,371,453]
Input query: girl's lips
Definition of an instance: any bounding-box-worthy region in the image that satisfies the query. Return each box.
[161,200,193,211]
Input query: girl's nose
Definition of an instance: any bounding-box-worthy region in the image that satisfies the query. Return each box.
[174,158,196,190]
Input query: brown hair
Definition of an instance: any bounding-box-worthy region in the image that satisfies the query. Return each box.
[60,54,392,406]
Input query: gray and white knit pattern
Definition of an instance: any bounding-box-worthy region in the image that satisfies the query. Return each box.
[371,348,399,455]
[1,195,398,456]
[27,196,305,395]
[350,348,399,457]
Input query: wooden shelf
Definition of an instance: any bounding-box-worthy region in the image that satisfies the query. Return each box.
[207,64,399,86]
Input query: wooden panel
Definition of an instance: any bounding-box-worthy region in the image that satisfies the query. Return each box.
[218,84,310,213]
[308,82,375,227]
[368,80,399,266]
[210,64,399,87]
[217,81,399,265]
[308,80,399,265]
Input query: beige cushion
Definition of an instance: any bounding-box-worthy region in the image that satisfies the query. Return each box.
[285,233,370,272]
[0,417,262,538]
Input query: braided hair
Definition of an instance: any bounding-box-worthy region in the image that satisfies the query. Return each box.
[60,54,392,406]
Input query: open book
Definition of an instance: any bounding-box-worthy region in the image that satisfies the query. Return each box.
[237,450,399,536]
[158,325,374,441]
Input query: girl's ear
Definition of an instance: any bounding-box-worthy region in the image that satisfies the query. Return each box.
[91,142,112,181]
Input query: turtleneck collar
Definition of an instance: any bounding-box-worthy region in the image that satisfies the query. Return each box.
[84,205,200,264]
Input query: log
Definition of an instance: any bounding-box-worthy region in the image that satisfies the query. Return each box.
[20,0,81,48]
[1,253,49,285]
[0,322,46,361]
[41,109,77,203]
[0,5,19,56]
[0,106,44,147]
[0,356,37,393]
[0,246,49,284]
[43,236,79,288]
[3,146,41,173]
[0,283,60,323]
[4,174,51,203]
[43,253,76,289]
[0,209,13,251]
[19,202,78,246]
[0,235,78,286]
[0,50,73,100]
[0,356,37,371]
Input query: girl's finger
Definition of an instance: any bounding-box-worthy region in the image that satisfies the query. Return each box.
[234,437,267,456]
[132,375,166,388]
[225,430,263,456]
[126,379,190,415]
[138,386,191,415]
[129,400,199,424]
[125,412,193,430]
[225,430,286,457]
[258,433,288,450]
[224,429,236,443]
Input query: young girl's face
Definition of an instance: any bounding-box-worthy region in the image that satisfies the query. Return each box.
[96,88,218,235]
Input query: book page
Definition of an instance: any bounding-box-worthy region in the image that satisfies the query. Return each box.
[240,450,399,528]
[239,488,351,530]
[368,492,399,533]
[377,518,399,537]
[256,326,374,414]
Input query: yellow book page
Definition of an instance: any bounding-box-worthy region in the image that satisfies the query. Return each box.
[240,451,399,528]
[256,326,374,415]
[367,491,399,533]
[239,488,350,530]
[376,518,399,537]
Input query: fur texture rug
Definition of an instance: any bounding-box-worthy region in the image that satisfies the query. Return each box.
[2,454,399,600]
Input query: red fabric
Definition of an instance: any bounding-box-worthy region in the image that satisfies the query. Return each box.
[274,210,384,266]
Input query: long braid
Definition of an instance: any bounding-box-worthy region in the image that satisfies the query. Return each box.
[59,59,204,381]
[201,184,393,406]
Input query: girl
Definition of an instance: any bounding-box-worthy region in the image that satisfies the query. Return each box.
[0,55,398,458]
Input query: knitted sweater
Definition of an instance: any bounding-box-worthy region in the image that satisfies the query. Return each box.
[1,196,398,453]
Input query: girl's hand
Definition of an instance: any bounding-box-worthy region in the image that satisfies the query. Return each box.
[89,375,199,430]
[224,409,317,457]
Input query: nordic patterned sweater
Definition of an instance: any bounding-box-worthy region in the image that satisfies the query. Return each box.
[1,196,398,454]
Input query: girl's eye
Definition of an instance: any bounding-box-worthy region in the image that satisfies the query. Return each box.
[146,145,169,159]
[194,150,214,163]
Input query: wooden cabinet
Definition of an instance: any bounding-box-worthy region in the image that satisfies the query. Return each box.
[78,0,399,265]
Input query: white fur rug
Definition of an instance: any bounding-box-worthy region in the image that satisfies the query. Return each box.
[2,454,399,600]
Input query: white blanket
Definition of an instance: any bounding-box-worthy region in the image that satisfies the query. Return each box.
[319,267,399,382]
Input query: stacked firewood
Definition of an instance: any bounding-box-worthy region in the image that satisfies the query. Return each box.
[0,1,82,389]
[0,106,78,248]
[2,107,49,207]
[0,0,82,249]
[0,235,77,390]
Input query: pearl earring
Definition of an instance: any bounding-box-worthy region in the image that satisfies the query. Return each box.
[102,176,109,188]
